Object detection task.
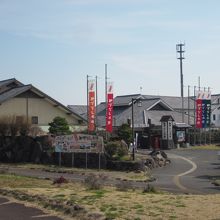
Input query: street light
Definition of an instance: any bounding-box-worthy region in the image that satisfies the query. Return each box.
[131,98,142,160]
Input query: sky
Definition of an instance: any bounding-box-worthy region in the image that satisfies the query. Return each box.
[0,0,220,105]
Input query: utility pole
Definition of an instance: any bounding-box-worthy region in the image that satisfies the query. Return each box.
[105,64,108,105]
[188,85,190,125]
[193,85,196,145]
[95,75,98,131]
[176,43,185,123]
[87,75,89,133]
[105,64,108,139]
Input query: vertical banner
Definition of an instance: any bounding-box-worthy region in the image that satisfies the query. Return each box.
[196,98,202,128]
[106,82,114,132]
[161,122,168,140]
[88,80,96,131]
[168,121,173,140]
[196,91,211,128]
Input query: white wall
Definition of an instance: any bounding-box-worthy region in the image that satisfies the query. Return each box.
[0,97,80,126]
[211,108,220,127]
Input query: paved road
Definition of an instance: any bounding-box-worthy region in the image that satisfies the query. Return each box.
[151,149,220,194]
[2,149,220,195]
[0,197,63,220]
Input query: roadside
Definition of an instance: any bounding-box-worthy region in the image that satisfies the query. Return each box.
[0,172,220,220]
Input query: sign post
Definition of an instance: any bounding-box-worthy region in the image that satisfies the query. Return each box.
[54,134,104,168]
[160,116,174,149]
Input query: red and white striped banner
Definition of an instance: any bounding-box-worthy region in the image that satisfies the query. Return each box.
[88,80,96,131]
[106,82,114,132]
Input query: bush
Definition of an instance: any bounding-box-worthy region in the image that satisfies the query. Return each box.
[104,141,128,160]
[142,184,157,193]
[48,116,71,135]
[117,123,132,145]
[0,115,31,136]
[84,174,102,190]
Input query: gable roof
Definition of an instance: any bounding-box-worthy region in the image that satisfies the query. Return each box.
[0,85,32,103]
[144,94,195,109]
[0,78,23,88]
[160,115,175,122]
[68,105,88,120]
[0,79,87,123]
[113,94,144,106]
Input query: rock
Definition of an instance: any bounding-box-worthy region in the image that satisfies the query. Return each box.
[87,212,105,220]
[73,204,84,211]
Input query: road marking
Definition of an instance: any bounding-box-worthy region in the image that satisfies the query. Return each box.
[31,214,54,218]
[173,155,198,192]
[0,201,13,206]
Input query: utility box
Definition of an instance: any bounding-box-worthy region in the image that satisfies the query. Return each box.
[160,115,174,149]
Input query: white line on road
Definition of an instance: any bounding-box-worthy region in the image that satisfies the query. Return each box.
[0,201,13,206]
[173,155,198,192]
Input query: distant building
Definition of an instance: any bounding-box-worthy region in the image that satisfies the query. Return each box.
[69,94,194,129]
[69,93,220,148]
[0,78,86,133]
[211,94,220,127]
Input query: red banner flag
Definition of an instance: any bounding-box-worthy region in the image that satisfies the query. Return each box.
[88,81,96,131]
[196,99,202,128]
[106,83,113,132]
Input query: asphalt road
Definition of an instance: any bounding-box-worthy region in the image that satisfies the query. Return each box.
[2,149,220,195]
[0,197,63,220]
[151,149,220,194]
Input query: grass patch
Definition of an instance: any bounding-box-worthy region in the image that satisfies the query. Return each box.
[133,204,143,209]
[0,173,220,220]
[105,211,119,219]
[0,174,51,188]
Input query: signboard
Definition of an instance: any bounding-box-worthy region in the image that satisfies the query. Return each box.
[176,130,185,142]
[162,122,168,140]
[88,80,96,131]
[54,134,103,153]
[168,121,173,140]
[106,82,114,132]
[196,91,211,128]
[162,121,173,140]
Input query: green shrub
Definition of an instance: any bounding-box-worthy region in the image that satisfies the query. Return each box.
[104,141,128,160]
[48,116,71,135]
[117,123,132,145]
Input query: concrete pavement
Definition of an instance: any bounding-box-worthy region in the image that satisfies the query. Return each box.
[0,197,63,220]
[151,149,220,194]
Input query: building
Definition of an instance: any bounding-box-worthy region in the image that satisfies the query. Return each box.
[0,78,86,133]
[69,94,194,128]
[211,94,220,127]
[69,94,194,148]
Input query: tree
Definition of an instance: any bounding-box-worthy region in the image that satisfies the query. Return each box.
[48,116,71,135]
[117,123,132,145]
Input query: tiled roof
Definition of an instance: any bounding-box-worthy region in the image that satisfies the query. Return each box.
[0,78,23,87]
[0,85,31,103]
[0,79,87,123]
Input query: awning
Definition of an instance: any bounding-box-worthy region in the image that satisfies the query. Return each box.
[174,123,192,128]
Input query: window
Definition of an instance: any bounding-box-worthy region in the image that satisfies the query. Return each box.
[31,116,38,125]
[213,114,216,121]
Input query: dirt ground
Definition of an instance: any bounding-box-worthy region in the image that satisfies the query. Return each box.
[0,173,220,220]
